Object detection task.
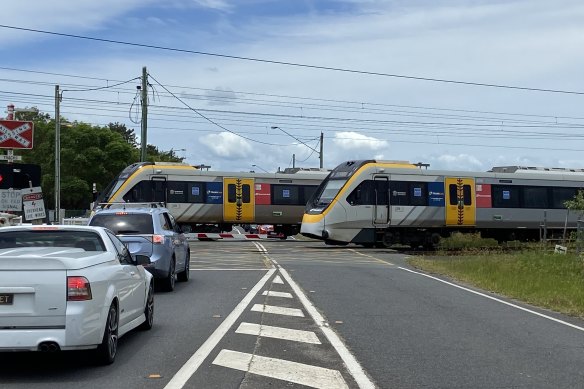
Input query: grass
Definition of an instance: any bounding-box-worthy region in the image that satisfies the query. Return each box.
[409,250,584,318]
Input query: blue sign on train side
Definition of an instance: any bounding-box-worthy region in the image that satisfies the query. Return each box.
[428,182,445,206]
[206,182,223,204]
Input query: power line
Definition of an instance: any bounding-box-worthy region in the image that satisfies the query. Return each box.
[2,24,584,95]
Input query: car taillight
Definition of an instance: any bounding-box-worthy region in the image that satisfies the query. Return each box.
[152,235,164,244]
[67,276,92,301]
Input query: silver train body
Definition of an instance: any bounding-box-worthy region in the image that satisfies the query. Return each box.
[301,160,584,247]
[96,162,328,236]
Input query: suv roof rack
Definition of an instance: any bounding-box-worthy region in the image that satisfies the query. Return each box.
[96,202,166,210]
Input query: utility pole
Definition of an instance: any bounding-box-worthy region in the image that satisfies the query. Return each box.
[54,85,61,224]
[140,66,148,162]
[319,131,323,169]
[292,154,295,168]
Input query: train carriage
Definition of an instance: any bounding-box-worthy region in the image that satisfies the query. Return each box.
[301,160,584,248]
[95,162,328,237]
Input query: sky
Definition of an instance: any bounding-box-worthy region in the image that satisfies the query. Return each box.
[1,0,584,174]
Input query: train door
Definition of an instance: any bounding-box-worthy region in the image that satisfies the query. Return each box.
[223,178,255,223]
[373,176,390,225]
[445,177,476,226]
[151,177,167,203]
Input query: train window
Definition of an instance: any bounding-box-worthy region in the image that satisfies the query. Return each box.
[492,185,520,208]
[242,184,251,203]
[375,180,389,206]
[522,186,549,208]
[302,185,318,204]
[152,179,166,203]
[123,181,154,202]
[463,185,472,206]
[273,185,300,205]
[167,181,187,203]
[448,184,458,206]
[410,182,427,206]
[390,181,409,206]
[347,180,375,205]
[227,184,236,203]
[551,187,577,209]
[188,182,205,203]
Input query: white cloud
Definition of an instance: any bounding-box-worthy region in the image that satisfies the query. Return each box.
[192,0,232,11]
[333,131,388,151]
[200,132,252,158]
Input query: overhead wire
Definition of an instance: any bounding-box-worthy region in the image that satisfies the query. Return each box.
[1,24,584,95]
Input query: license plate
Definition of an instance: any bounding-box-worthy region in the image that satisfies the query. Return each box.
[0,294,13,305]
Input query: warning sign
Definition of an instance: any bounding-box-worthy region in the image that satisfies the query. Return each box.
[0,189,22,211]
[22,186,45,221]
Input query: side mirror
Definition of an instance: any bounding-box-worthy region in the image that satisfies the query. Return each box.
[133,254,151,266]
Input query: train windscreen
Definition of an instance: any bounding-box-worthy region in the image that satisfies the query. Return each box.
[94,162,153,206]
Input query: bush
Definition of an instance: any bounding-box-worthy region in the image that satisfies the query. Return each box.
[438,232,499,251]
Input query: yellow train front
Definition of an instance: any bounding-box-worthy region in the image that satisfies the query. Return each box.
[301,160,584,248]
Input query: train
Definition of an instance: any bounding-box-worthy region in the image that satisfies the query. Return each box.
[95,162,329,237]
[300,159,584,248]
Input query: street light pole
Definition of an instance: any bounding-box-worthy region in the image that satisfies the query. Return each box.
[252,164,269,173]
[271,126,323,168]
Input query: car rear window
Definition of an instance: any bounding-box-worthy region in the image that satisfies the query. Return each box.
[0,230,105,251]
[90,214,154,235]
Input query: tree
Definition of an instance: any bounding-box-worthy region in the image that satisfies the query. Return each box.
[565,190,584,215]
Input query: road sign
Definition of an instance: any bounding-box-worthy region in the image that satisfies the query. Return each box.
[0,189,22,211]
[0,120,34,149]
[22,186,45,221]
[0,155,22,161]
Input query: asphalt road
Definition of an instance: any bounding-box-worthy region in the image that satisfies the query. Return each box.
[2,239,584,388]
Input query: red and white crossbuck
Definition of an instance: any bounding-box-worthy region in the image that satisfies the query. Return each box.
[0,120,34,149]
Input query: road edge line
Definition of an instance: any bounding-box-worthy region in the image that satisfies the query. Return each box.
[277,262,376,389]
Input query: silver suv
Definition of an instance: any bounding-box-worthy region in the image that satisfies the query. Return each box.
[88,203,190,291]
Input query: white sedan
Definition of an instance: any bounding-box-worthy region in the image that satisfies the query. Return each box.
[0,225,154,365]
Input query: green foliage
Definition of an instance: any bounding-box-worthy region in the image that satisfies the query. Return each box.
[438,232,500,252]
[409,251,584,318]
[15,108,183,210]
[564,190,584,215]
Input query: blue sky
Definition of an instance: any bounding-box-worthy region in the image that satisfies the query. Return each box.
[1,0,584,173]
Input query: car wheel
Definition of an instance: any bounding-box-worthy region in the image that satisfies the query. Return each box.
[94,303,118,365]
[138,282,154,330]
[162,258,176,292]
[177,251,190,282]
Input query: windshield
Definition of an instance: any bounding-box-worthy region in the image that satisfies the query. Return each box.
[90,214,154,235]
[309,178,348,208]
[0,230,105,251]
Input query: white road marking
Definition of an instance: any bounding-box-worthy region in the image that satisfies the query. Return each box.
[212,350,348,389]
[272,275,284,284]
[262,290,293,298]
[191,268,269,271]
[398,266,584,333]
[163,268,276,389]
[251,304,305,317]
[235,322,321,344]
[274,259,376,389]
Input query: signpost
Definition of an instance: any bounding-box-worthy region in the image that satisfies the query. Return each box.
[22,186,46,221]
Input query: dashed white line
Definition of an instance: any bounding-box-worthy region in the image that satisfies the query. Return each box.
[163,268,276,389]
[251,303,305,317]
[235,322,321,344]
[212,349,349,389]
[262,290,293,298]
[272,275,284,284]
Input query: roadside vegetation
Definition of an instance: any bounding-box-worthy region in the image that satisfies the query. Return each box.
[408,233,584,318]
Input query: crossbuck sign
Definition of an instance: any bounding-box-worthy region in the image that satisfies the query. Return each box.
[0,120,34,149]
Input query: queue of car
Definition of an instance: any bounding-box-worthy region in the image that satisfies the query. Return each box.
[0,203,189,365]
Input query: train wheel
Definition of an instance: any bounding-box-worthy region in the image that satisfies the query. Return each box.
[382,232,393,248]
